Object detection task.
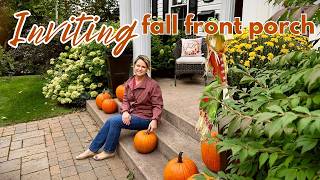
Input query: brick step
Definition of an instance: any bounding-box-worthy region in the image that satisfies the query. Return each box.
[157,120,203,169]
[87,100,167,179]
[86,100,204,180]
[162,109,200,142]
[118,130,167,180]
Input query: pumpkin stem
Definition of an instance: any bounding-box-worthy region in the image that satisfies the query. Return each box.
[178,152,183,163]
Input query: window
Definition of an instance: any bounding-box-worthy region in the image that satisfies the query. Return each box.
[171,5,187,30]
[152,0,158,19]
[163,0,169,20]
[172,0,187,5]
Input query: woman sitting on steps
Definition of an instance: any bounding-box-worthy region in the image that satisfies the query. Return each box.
[76,55,163,160]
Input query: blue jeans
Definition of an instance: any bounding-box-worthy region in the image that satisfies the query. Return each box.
[89,114,150,153]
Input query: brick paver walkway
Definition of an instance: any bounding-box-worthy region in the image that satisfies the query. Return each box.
[0,112,129,180]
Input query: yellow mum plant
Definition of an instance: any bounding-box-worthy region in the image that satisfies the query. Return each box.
[226,30,312,68]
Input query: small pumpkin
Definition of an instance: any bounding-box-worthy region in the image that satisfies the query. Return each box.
[116,84,125,102]
[101,99,118,114]
[201,131,220,172]
[133,130,157,154]
[96,92,112,109]
[163,152,198,180]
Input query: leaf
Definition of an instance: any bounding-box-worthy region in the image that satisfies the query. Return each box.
[240,117,252,130]
[281,112,298,128]
[247,100,267,111]
[239,149,248,162]
[297,170,307,180]
[288,71,304,87]
[240,76,255,85]
[247,147,258,157]
[306,169,316,180]
[290,97,300,108]
[269,152,278,167]
[267,105,283,114]
[297,117,313,134]
[296,136,318,154]
[254,112,278,124]
[202,167,218,177]
[313,94,320,105]
[228,118,241,137]
[306,67,320,92]
[230,67,246,75]
[268,118,283,138]
[231,145,242,156]
[250,87,264,96]
[311,110,320,117]
[312,120,320,134]
[218,115,236,130]
[283,155,294,167]
[292,106,310,115]
[259,153,269,169]
[192,174,207,180]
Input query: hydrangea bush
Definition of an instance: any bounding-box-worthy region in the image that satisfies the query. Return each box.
[42,42,109,106]
[226,30,313,69]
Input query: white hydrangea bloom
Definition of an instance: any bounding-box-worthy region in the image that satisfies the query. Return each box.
[90,91,98,97]
[89,83,97,90]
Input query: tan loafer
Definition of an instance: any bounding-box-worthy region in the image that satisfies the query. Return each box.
[75,150,96,160]
[93,151,115,161]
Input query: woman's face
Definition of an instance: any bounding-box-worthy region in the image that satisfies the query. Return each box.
[134,59,148,77]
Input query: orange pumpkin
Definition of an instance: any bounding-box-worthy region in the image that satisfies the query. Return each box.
[201,131,220,172]
[101,99,118,114]
[133,130,157,154]
[116,84,125,102]
[163,152,199,180]
[96,92,112,109]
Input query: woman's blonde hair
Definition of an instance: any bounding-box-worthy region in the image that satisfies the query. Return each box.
[134,55,150,69]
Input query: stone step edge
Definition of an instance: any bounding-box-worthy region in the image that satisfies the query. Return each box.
[86,100,167,180]
[87,99,204,171]
[113,98,200,142]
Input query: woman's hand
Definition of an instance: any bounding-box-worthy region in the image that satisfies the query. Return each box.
[122,111,131,125]
[147,120,157,132]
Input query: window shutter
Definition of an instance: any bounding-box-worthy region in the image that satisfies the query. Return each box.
[152,0,158,18]
[188,0,198,20]
[163,0,169,20]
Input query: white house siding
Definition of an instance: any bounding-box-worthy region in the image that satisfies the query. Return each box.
[197,0,222,18]
[242,0,282,27]
[156,0,223,19]
[158,0,163,18]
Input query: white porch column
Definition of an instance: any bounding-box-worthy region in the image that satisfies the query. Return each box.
[119,0,132,26]
[221,0,236,22]
[131,0,152,75]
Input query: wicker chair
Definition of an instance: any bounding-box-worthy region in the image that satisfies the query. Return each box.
[173,38,208,86]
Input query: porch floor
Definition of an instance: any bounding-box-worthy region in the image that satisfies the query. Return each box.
[155,75,211,127]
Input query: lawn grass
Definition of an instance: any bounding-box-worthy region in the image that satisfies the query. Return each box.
[0,75,77,126]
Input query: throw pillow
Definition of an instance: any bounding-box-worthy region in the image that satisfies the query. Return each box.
[181,38,202,57]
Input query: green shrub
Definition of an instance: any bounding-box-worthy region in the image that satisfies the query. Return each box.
[199,50,320,179]
[8,40,65,75]
[151,32,186,77]
[42,42,109,106]
[0,45,14,76]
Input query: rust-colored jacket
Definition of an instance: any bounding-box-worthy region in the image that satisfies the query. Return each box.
[121,76,163,121]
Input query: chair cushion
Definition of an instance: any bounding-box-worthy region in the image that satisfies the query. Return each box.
[181,38,202,57]
[176,56,206,64]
